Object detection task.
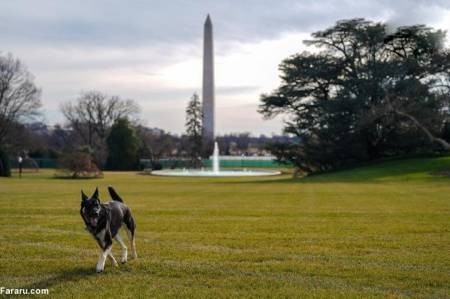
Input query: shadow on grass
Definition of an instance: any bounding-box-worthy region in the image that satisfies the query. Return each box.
[20,266,96,290]
[52,174,104,180]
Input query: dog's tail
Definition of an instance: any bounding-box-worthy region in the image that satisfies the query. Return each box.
[108,186,124,203]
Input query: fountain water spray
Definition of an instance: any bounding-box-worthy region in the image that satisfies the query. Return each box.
[213,141,219,174]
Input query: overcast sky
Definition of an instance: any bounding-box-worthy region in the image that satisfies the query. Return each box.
[1,0,450,135]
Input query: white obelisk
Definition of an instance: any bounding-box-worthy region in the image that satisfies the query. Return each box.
[202,14,215,150]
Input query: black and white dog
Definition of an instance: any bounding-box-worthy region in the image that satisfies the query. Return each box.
[80,186,137,272]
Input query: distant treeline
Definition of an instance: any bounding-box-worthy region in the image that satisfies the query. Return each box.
[2,121,294,162]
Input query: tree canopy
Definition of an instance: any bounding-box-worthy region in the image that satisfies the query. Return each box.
[260,19,450,173]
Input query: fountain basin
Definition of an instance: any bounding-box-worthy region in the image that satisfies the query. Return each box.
[151,142,281,177]
[151,169,281,177]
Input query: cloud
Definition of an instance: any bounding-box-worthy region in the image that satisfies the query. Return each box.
[1,0,449,134]
[217,86,260,95]
[3,0,448,46]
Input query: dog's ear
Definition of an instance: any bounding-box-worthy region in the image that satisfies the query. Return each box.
[81,190,88,204]
[92,187,99,200]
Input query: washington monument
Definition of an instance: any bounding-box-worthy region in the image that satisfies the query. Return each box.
[202,14,215,153]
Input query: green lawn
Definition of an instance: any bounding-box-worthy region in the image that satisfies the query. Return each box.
[0,157,449,298]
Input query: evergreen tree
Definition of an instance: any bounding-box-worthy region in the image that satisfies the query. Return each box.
[106,118,139,170]
[260,19,450,174]
[0,148,11,177]
[185,93,203,168]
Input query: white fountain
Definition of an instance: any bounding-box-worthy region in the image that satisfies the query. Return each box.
[212,141,220,174]
[151,142,281,177]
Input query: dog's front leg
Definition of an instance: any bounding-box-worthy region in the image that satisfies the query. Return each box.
[96,239,118,267]
[96,245,112,273]
[108,252,119,267]
[96,233,113,273]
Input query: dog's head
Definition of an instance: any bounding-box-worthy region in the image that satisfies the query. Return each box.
[80,188,102,228]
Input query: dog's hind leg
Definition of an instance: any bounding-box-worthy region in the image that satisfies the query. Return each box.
[124,211,137,259]
[114,233,128,263]
[125,227,137,259]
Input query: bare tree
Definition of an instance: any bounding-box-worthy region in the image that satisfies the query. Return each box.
[136,126,177,160]
[0,53,41,144]
[61,91,139,166]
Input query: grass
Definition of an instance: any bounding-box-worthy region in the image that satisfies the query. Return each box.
[0,157,449,298]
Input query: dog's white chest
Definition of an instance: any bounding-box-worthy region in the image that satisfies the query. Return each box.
[95,229,106,247]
